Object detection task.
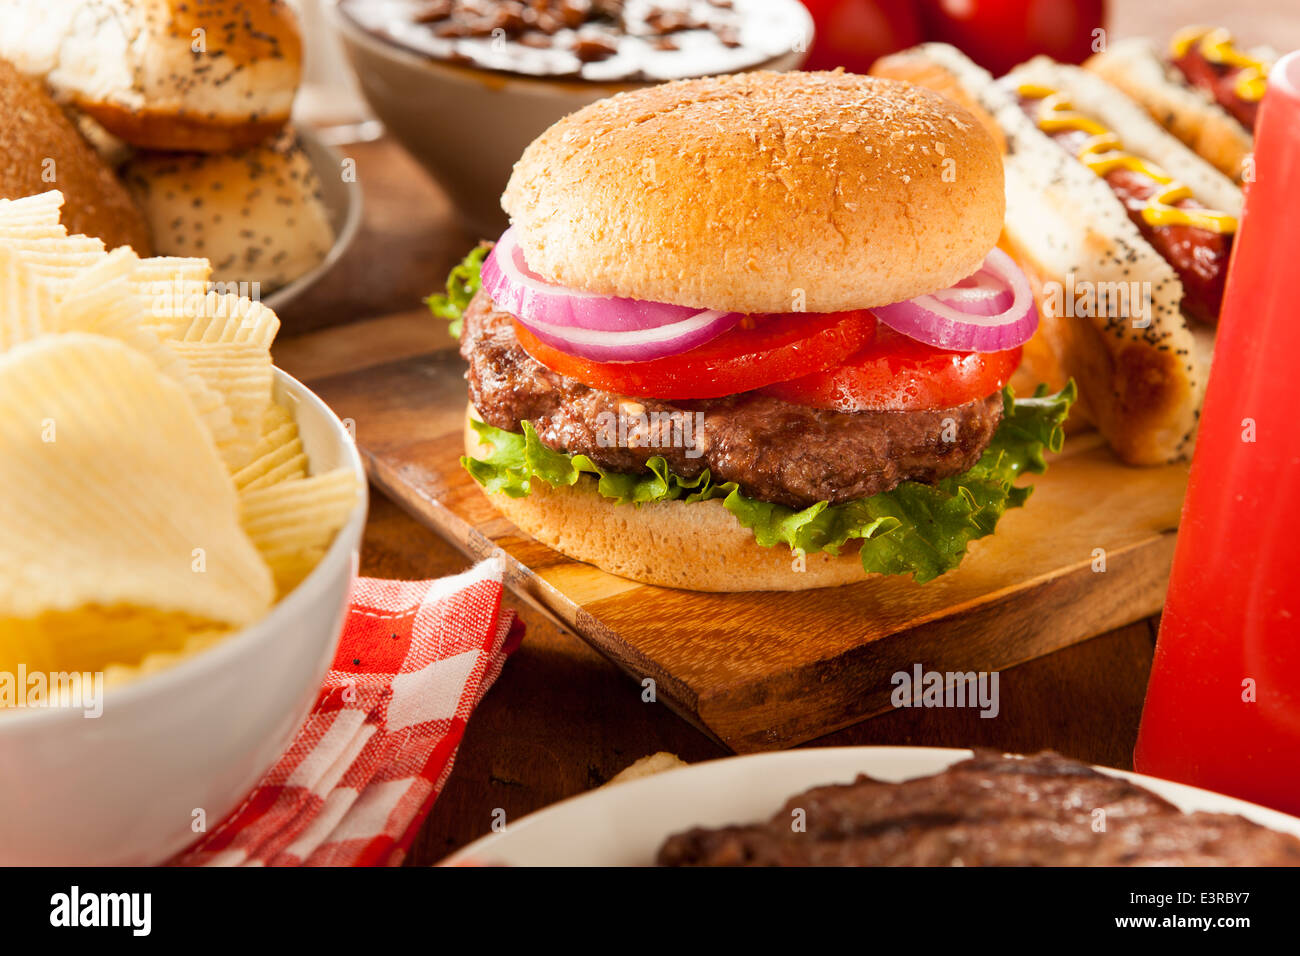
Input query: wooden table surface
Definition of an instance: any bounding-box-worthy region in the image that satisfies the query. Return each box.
[272,1,1299,865]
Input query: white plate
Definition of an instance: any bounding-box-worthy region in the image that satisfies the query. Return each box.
[442,746,1300,866]
[262,126,363,314]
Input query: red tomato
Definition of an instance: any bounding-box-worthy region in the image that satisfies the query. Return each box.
[916,0,1106,76]
[799,0,925,73]
[760,324,1021,411]
[511,311,876,400]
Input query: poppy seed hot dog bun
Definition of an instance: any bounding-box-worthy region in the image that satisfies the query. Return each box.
[0,0,302,152]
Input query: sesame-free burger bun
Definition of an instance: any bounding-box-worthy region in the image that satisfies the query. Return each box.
[502,71,1005,315]
[465,405,867,591]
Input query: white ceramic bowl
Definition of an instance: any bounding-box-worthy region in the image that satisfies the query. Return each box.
[0,369,368,866]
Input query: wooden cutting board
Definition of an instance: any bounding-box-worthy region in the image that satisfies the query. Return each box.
[294,319,1187,752]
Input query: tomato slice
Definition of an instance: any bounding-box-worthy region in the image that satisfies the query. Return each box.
[760,324,1022,412]
[511,310,876,400]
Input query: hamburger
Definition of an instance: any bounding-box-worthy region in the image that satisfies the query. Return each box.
[431,71,1074,591]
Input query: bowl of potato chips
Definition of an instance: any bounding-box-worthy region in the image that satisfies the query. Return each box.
[0,192,367,865]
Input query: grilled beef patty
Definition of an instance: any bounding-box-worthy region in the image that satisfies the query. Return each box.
[460,292,1003,508]
[657,751,1300,866]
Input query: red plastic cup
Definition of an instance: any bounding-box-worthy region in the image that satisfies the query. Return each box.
[1133,51,1300,812]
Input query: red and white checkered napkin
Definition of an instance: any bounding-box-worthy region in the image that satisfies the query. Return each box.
[171,558,523,867]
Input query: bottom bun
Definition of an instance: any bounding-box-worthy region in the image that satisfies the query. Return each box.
[464,405,867,592]
[78,101,289,153]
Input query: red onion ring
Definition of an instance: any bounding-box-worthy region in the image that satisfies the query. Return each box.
[481,228,1033,362]
[484,228,697,330]
[510,307,746,363]
[872,249,1037,352]
[932,271,1014,314]
[480,228,742,362]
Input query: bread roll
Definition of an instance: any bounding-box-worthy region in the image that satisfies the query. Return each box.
[502,70,1005,315]
[0,56,151,253]
[121,127,334,293]
[0,0,301,152]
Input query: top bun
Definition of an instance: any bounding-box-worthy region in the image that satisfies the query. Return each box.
[0,0,301,152]
[502,70,1004,314]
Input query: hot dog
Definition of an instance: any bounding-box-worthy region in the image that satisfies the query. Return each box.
[873,44,1242,466]
[1169,27,1266,130]
[1085,27,1276,181]
[1014,84,1235,325]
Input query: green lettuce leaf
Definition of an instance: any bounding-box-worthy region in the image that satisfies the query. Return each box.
[426,244,488,339]
[462,382,1076,583]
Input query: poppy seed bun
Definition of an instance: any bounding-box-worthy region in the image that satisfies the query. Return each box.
[0,0,301,152]
[502,71,1005,314]
[464,405,868,591]
[122,128,334,292]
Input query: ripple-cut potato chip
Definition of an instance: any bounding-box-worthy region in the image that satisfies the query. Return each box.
[133,257,212,336]
[0,193,106,297]
[54,248,152,352]
[0,191,63,236]
[231,403,308,490]
[0,243,53,350]
[171,340,273,448]
[101,629,230,691]
[2,236,105,294]
[0,335,274,633]
[53,248,244,459]
[0,606,227,679]
[241,468,360,595]
[165,291,279,348]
